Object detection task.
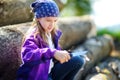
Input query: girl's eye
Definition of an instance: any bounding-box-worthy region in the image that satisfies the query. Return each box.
[46,20,51,22]
[46,19,57,23]
[54,20,57,22]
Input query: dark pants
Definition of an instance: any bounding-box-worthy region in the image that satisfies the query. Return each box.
[49,56,85,80]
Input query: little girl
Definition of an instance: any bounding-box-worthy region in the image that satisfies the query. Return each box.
[17,0,85,80]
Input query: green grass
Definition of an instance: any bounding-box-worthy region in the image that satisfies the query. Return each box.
[97,29,120,41]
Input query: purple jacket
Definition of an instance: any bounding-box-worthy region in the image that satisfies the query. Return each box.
[18,29,62,80]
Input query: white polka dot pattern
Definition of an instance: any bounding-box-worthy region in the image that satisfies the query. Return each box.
[31,0,59,18]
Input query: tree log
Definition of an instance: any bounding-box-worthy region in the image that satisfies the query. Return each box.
[54,0,65,10]
[0,0,34,26]
[58,16,96,49]
[0,27,23,80]
[73,35,114,80]
[85,57,120,80]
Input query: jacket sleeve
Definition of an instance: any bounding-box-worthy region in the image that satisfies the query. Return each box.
[21,35,57,63]
[57,44,62,50]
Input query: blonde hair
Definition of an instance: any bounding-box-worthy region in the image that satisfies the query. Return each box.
[31,18,58,45]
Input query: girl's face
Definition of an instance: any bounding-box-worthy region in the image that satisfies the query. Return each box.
[38,17,58,33]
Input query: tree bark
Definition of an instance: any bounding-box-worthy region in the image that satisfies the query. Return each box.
[54,0,65,11]
[0,27,23,80]
[73,35,114,80]
[85,57,120,80]
[0,0,34,27]
[58,16,96,49]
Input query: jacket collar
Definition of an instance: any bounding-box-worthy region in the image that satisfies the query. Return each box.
[35,29,62,48]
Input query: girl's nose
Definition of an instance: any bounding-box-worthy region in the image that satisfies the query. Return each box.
[50,22,55,27]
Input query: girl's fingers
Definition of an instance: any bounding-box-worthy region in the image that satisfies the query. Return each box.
[54,50,71,64]
[65,52,71,61]
[62,53,70,63]
[67,53,71,60]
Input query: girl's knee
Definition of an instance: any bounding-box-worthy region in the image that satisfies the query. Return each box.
[72,56,85,68]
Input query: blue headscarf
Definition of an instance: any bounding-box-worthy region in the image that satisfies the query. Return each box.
[30,0,59,18]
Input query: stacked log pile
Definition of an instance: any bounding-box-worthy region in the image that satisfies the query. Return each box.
[85,57,120,80]
[73,35,114,80]
[0,16,119,80]
[0,0,120,80]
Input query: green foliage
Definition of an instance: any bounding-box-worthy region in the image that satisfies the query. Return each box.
[60,0,92,16]
[75,0,91,15]
[97,29,120,41]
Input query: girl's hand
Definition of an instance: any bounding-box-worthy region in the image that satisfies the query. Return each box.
[54,50,71,64]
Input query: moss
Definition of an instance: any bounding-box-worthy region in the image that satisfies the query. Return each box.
[97,29,120,41]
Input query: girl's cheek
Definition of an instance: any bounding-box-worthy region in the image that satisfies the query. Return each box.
[47,22,51,27]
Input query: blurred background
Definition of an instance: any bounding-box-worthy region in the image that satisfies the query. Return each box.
[59,0,120,50]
